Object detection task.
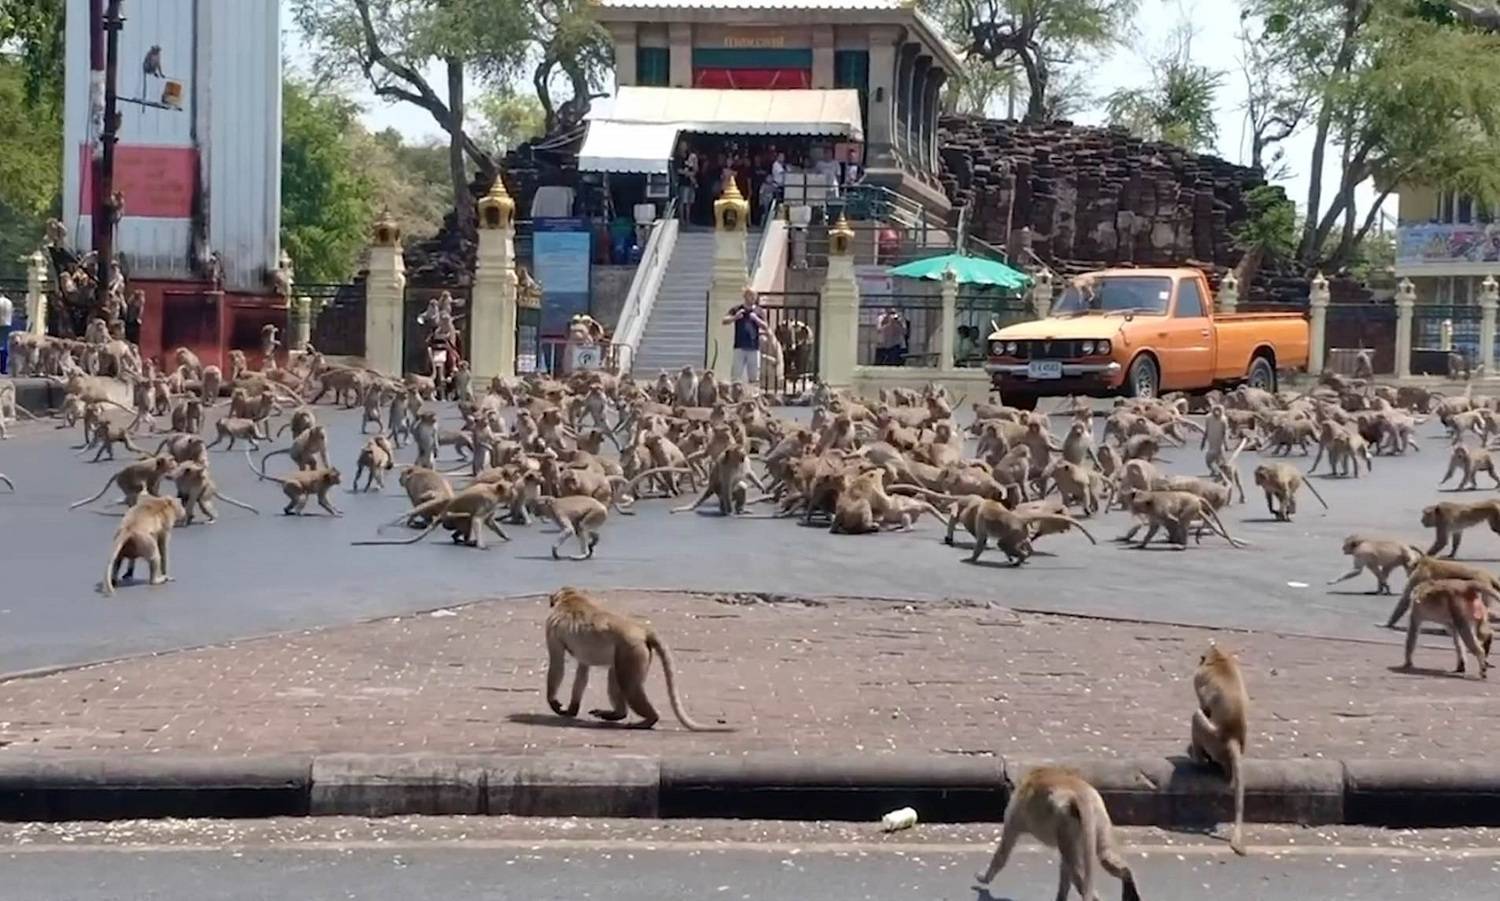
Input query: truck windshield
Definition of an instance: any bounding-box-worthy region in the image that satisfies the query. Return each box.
[1052,276,1173,317]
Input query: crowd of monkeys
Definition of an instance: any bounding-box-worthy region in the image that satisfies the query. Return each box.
[7,339,1500,899]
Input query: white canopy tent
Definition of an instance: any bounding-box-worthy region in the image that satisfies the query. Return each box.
[577,86,864,174]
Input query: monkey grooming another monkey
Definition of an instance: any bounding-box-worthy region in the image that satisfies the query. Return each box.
[1420,499,1500,557]
[1400,578,1495,679]
[975,765,1141,901]
[1252,462,1328,522]
[1190,643,1249,856]
[545,586,727,731]
[102,495,185,595]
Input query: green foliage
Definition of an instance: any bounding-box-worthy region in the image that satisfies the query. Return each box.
[280,79,376,284]
[0,55,60,278]
[1106,58,1224,150]
[358,129,452,240]
[1231,185,1298,259]
[924,0,1138,122]
[0,0,64,108]
[472,89,545,155]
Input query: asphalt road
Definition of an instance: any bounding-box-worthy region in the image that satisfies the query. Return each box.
[0,819,1496,901]
[0,401,1467,673]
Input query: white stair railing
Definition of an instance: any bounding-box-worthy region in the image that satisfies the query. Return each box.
[612,216,679,375]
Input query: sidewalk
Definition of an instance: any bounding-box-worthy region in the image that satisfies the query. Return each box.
[1,591,1490,761]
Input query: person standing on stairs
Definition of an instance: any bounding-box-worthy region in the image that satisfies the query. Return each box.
[723,287,768,390]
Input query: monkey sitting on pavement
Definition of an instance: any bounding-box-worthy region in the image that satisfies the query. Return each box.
[1328,535,1422,595]
[1399,578,1495,679]
[71,455,175,509]
[102,495,185,596]
[169,461,259,524]
[1420,499,1500,557]
[246,454,342,516]
[1252,462,1328,522]
[672,446,763,516]
[545,587,728,731]
[1190,643,1250,856]
[975,765,1142,901]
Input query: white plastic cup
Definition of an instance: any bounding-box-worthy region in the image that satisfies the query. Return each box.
[881,806,918,832]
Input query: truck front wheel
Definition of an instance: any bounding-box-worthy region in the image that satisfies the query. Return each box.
[1126,355,1159,400]
[1247,355,1277,393]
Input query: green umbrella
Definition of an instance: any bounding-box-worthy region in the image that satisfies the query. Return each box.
[887,253,1032,290]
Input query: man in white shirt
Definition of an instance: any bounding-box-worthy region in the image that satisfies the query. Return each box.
[0,293,12,373]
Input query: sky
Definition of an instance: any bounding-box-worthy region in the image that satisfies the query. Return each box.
[279,0,1382,225]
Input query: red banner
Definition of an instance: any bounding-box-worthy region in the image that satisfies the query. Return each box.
[79,144,198,219]
[693,68,811,90]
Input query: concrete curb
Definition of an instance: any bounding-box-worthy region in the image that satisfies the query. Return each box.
[5,378,63,416]
[1,754,1498,826]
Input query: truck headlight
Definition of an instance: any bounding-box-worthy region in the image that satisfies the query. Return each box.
[1079,341,1094,356]
[989,340,1003,356]
[1096,339,1111,355]
[1005,341,1018,356]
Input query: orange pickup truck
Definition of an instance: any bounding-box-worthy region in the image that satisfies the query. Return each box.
[987,267,1309,409]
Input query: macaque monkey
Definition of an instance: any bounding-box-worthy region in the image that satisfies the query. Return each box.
[71,455,175,509]
[1190,643,1249,856]
[1400,578,1495,678]
[975,765,1141,901]
[247,456,342,516]
[545,587,725,730]
[674,366,698,407]
[1440,443,1500,491]
[1118,489,1246,549]
[354,435,396,492]
[200,365,223,404]
[258,424,330,476]
[84,419,147,462]
[412,410,439,469]
[1421,499,1500,557]
[174,346,203,380]
[169,461,259,524]
[276,407,317,441]
[1328,535,1422,595]
[1353,347,1374,381]
[360,387,386,433]
[1385,555,1500,629]
[534,494,609,560]
[398,466,453,518]
[260,323,280,370]
[206,416,270,452]
[357,482,514,548]
[966,497,1096,564]
[672,446,763,516]
[1252,462,1328,522]
[169,397,203,435]
[102,495,185,596]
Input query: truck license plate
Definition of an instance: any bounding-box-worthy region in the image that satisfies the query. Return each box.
[1028,360,1063,379]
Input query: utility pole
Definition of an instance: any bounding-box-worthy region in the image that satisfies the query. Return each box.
[94,0,124,314]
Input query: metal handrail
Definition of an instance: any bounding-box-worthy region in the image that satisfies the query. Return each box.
[612,198,680,375]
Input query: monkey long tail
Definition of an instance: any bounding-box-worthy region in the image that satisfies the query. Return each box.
[245,451,287,485]
[214,491,260,515]
[646,633,732,732]
[1227,740,1247,856]
[0,473,13,492]
[1202,505,1249,549]
[1030,513,1098,545]
[1301,477,1331,510]
[9,404,38,420]
[69,475,118,509]
[352,515,447,546]
[257,447,292,480]
[101,528,128,597]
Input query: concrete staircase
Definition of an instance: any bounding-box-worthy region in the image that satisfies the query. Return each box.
[635,228,761,374]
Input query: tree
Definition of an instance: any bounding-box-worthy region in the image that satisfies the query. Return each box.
[1229,185,1297,290]
[529,0,612,134]
[924,0,1139,123]
[291,0,534,235]
[472,89,545,156]
[1235,18,1309,180]
[1243,0,1500,269]
[358,129,452,239]
[1104,26,1224,151]
[0,0,64,107]
[280,79,376,285]
[0,56,60,278]
[944,61,1021,117]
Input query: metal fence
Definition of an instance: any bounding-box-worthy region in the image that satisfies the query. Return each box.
[516,304,541,374]
[859,294,943,367]
[1324,301,1397,375]
[757,292,820,396]
[303,282,366,358]
[403,285,472,375]
[1412,303,1482,364]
